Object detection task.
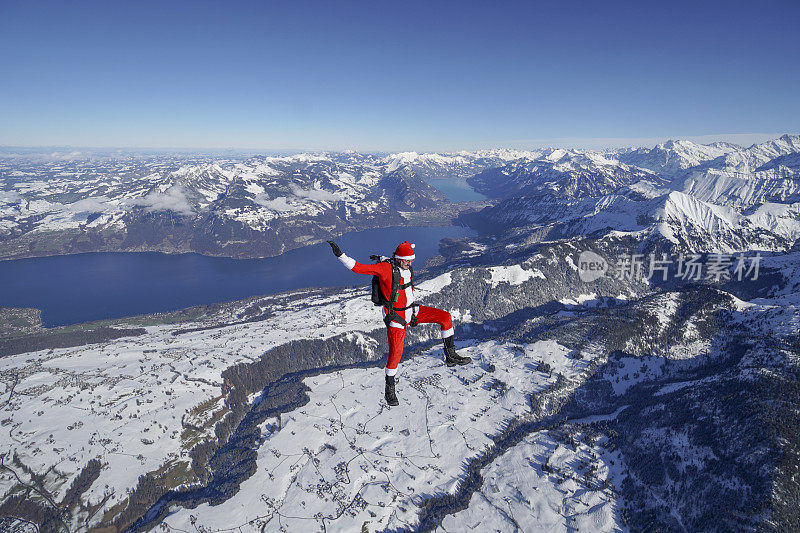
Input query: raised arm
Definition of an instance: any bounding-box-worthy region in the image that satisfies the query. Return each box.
[327,241,388,276]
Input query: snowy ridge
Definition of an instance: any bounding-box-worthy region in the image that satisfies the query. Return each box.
[383,149,542,179]
[467,148,662,201]
[681,166,800,208]
[676,135,800,206]
[660,191,739,239]
[657,191,800,252]
[460,135,800,253]
[618,139,738,179]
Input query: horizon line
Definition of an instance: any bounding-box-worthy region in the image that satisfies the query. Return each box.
[0,132,792,155]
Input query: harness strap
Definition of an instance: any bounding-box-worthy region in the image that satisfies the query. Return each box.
[383,303,419,328]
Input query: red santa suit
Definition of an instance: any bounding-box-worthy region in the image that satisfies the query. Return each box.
[338,242,453,376]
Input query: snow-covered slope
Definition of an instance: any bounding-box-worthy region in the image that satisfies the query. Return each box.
[656,191,800,252]
[0,285,387,530]
[679,134,800,207]
[160,338,593,532]
[0,235,648,531]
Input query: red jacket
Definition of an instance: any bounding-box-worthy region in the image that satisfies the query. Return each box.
[338,254,414,328]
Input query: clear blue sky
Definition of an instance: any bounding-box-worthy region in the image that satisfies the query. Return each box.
[1,0,798,151]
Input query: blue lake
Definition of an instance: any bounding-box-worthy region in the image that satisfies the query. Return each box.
[0,225,476,328]
[426,177,487,202]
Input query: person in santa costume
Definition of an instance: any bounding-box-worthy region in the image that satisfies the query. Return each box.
[327,240,470,406]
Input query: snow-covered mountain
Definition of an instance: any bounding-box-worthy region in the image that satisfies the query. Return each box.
[461,135,800,253]
[468,148,660,200]
[617,139,739,179]
[0,152,448,259]
[657,190,800,252]
[3,136,799,260]
[679,135,800,207]
[383,149,541,179]
[2,135,800,532]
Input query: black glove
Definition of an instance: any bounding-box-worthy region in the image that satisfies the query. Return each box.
[327,241,343,257]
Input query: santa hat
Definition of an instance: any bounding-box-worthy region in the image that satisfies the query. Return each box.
[393,241,415,260]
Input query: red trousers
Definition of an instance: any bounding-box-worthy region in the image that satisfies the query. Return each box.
[386,305,453,370]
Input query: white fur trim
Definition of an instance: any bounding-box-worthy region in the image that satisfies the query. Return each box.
[411,243,415,248]
[385,366,398,376]
[394,254,415,260]
[339,254,356,270]
[441,327,454,339]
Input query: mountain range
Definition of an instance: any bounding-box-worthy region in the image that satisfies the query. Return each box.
[1,135,799,532]
[3,137,799,261]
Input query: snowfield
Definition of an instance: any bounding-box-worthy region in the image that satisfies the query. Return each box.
[487,264,547,287]
[0,287,384,529]
[439,431,626,533]
[0,261,615,532]
[161,339,590,532]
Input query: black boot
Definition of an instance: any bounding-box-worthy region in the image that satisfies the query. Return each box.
[385,375,399,406]
[443,336,471,367]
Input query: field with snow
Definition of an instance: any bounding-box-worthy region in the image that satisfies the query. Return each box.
[0,285,384,530]
[161,339,596,532]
